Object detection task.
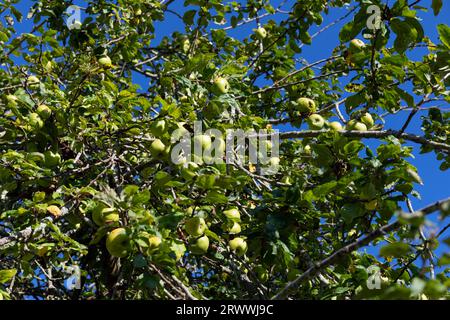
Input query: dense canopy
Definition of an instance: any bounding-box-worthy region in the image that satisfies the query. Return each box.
[0,0,449,300]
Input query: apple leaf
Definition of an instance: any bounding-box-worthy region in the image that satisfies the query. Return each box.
[0,269,17,284]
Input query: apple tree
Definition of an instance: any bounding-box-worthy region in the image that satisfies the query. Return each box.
[0,0,449,300]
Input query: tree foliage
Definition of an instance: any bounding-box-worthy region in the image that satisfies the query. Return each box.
[0,0,449,300]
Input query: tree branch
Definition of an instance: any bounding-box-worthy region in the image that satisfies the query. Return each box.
[271,197,450,300]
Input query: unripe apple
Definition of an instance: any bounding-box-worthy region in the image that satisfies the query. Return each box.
[36,104,52,120]
[254,27,267,40]
[361,112,374,128]
[208,137,226,155]
[127,127,141,136]
[98,55,113,68]
[27,75,40,89]
[150,119,167,136]
[304,145,312,155]
[349,39,366,53]
[223,208,240,220]
[185,216,207,237]
[135,8,142,16]
[148,235,162,249]
[43,150,61,167]
[264,140,273,150]
[353,122,367,131]
[190,235,209,255]
[92,206,119,226]
[228,237,248,257]
[193,134,212,150]
[228,222,241,234]
[68,20,82,30]
[328,121,343,131]
[296,97,317,114]
[213,77,230,95]
[182,39,190,53]
[268,157,280,168]
[307,114,325,130]
[106,228,131,258]
[28,112,44,129]
[254,265,269,282]
[47,205,62,217]
[6,94,18,106]
[150,139,166,158]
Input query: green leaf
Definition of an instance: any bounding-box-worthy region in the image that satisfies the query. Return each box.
[0,269,17,284]
[437,24,450,49]
[183,10,196,25]
[380,242,411,258]
[339,203,365,224]
[432,0,443,16]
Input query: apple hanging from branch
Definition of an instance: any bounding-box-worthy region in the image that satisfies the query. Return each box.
[106,228,131,258]
[185,216,207,237]
[229,237,248,257]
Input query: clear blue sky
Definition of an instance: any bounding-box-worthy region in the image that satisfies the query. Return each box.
[6,0,449,261]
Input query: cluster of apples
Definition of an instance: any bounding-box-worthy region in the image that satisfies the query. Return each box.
[95,204,161,258]
[223,208,248,257]
[184,216,210,255]
[291,97,375,132]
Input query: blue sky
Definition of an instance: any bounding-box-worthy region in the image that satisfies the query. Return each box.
[5,0,449,265]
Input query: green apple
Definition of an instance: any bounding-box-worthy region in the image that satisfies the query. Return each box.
[46,205,61,217]
[182,39,190,53]
[228,222,241,234]
[135,8,142,16]
[255,265,269,282]
[150,139,166,157]
[228,237,248,257]
[349,39,366,53]
[69,20,82,30]
[127,127,141,136]
[304,145,312,155]
[190,235,209,255]
[209,137,226,154]
[98,55,113,68]
[28,113,44,129]
[361,112,374,128]
[307,114,325,130]
[27,75,40,89]
[193,134,212,150]
[148,235,162,249]
[328,121,343,131]
[269,157,280,167]
[353,122,367,131]
[223,208,240,220]
[254,27,267,40]
[6,94,18,106]
[150,119,167,136]
[185,216,207,237]
[92,205,119,226]
[296,97,316,114]
[43,151,61,167]
[36,104,52,120]
[213,77,230,95]
[106,228,131,258]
